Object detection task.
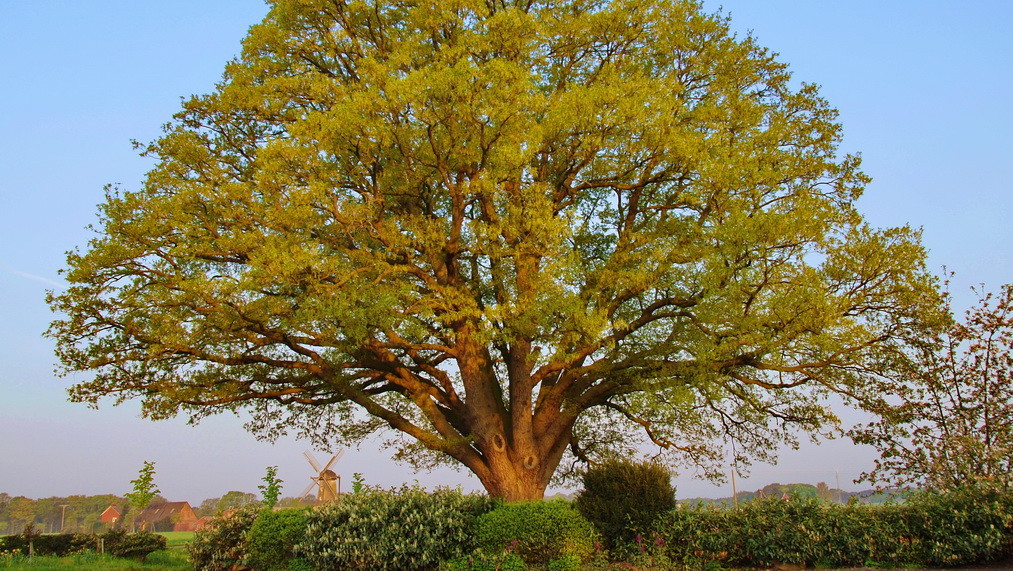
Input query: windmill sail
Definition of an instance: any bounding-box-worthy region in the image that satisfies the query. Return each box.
[302,450,344,503]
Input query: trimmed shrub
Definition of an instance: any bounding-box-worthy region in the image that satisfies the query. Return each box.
[574,459,675,550]
[102,529,167,560]
[0,532,95,557]
[652,488,1013,569]
[729,496,884,567]
[297,485,496,570]
[247,508,309,571]
[474,499,599,566]
[655,497,895,568]
[188,503,260,571]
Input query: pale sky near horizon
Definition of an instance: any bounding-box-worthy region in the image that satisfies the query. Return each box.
[1,1,1010,504]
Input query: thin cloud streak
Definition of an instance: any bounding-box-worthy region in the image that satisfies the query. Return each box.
[1,264,66,290]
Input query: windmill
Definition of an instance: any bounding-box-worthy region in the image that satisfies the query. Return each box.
[301,450,344,503]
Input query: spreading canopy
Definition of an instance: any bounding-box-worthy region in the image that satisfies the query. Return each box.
[50,0,937,500]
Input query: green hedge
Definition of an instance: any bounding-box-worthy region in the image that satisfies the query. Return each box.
[653,486,1013,568]
[0,529,164,560]
[0,532,94,557]
[903,486,1013,565]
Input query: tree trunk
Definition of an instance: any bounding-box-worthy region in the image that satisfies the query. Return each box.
[476,456,552,502]
[464,421,573,502]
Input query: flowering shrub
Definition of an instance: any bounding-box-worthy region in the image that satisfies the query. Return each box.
[188,503,260,570]
[297,486,495,570]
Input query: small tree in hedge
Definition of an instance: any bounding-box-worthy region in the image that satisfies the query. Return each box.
[124,461,160,531]
[574,459,675,550]
[258,466,284,510]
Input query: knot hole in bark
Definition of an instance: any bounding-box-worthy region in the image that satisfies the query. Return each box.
[523,455,537,470]
[492,433,506,452]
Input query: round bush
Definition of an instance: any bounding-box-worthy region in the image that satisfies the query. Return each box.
[247,508,309,570]
[475,500,599,565]
[574,459,675,549]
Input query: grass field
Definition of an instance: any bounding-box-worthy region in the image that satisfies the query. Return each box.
[154,532,194,550]
[0,531,194,569]
[1,549,189,570]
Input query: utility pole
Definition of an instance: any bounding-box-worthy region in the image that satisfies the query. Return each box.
[835,470,842,504]
[59,504,69,533]
[731,466,739,506]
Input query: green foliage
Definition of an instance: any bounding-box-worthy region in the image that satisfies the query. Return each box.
[246,508,309,571]
[297,486,495,570]
[546,553,584,571]
[124,461,160,514]
[574,459,675,549]
[187,503,260,571]
[49,0,939,502]
[214,491,258,514]
[101,529,167,561]
[474,500,599,566]
[351,472,366,495]
[259,465,284,509]
[441,549,527,571]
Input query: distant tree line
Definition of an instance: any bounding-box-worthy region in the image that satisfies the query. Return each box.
[0,493,124,534]
[0,491,313,535]
[679,482,904,507]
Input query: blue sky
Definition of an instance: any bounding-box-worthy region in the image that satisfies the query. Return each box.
[1,1,1010,503]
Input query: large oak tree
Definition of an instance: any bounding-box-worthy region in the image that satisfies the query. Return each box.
[49,0,937,500]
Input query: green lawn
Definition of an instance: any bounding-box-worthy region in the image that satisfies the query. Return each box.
[1,550,189,570]
[154,532,194,550]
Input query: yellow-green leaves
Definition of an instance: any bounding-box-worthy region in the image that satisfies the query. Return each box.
[49,0,938,498]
